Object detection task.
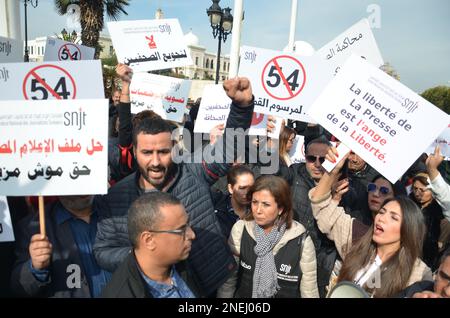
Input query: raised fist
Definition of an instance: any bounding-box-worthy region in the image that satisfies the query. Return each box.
[223,77,253,107]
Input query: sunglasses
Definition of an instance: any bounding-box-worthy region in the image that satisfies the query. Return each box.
[367,183,390,195]
[305,155,326,164]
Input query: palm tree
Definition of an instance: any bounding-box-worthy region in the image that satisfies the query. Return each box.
[54,0,130,58]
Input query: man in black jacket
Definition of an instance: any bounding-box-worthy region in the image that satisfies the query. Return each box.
[94,64,254,297]
[102,192,198,298]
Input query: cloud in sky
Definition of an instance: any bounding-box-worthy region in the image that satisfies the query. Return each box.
[22,0,450,92]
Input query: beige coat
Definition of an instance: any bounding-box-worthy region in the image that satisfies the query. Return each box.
[217,220,319,298]
[308,189,433,289]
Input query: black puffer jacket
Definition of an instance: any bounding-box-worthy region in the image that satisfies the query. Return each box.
[93,101,254,297]
[278,163,338,297]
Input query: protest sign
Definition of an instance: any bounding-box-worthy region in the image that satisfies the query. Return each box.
[194,85,229,134]
[308,55,448,183]
[130,72,191,123]
[194,85,269,136]
[238,45,329,122]
[289,135,306,164]
[0,99,108,196]
[0,196,14,242]
[44,37,95,61]
[317,19,384,77]
[0,36,23,63]
[0,60,104,100]
[426,123,450,160]
[107,19,192,72]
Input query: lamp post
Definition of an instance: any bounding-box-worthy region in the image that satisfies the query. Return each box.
[23,0,38,62]
[206,0,233,84]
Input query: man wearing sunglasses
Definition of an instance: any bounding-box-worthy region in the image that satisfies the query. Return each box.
[102,192,198,298]
[277,136,337,297]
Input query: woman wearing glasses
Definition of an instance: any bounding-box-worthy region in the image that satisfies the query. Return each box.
[218,175,319,298]
[309,147,432,297]
[409,173,445,270]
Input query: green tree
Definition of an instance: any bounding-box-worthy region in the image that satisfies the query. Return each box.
[380,62,400,81]
[54,0,130,58]
[421,86,450,114]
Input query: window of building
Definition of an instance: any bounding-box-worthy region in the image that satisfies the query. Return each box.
[223,62,227,71]
[109,46,114,56]
[195,57,199,66]
[206,59,209,68]
[211,60,214,69]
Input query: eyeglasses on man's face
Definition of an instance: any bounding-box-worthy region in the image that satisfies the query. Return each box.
[367,183,390,195]
[412,186,431,194]
[148,222,192,240]
[305,155,325,164]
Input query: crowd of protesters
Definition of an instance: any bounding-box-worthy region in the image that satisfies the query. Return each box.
[1,64,449,299]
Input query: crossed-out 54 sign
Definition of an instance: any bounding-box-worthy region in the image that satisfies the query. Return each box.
[22,64,77,100]
[58,44,82,61]
[261,55,306,100]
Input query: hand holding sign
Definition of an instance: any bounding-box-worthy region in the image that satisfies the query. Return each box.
[223,77,253,107]
[426,145,444,180]
[29,234,52,270]
[115,63,133,84]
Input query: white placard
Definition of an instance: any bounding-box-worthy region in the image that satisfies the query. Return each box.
[317,19,384,77]
[426,123,450,160]
[0,60,104,100]
[194,85,271,136]
[267,117,282,139]
[0,99,108,196]
[239,45,329,122]
[44,37,95,62]
[194,85,229,134]
[321,142,352,173]
[308,55,448,183]
[0,36,23,63]
[0,196,14,242]
[107,19,192,72]
[130,73,191,123]
[289,135,306,164]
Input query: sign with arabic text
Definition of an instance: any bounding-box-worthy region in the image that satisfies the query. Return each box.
[194,85,230,134]
[107,19,192,72]
[0,99,108,196]
[0,60,104,100]
[130,72,191,123]
[0,36,23,63]
[317,18,384,77]
[308,55,448,183]
[239,45,329,122]
[0,196,15,242]
[44,37,95,61]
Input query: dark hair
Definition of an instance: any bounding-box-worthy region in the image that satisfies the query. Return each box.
[279,126,296,157]
[131,110,161,127]
[227,165,255,186]
[245,175,293,229]
[371,174,407,196]
[128,192,182,248]
[132,117,176,147]
[305,136,331,155]
[338,196,425,297]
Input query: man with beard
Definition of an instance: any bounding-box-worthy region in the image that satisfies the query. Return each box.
[93,64,255,297]
[10,196,111,297]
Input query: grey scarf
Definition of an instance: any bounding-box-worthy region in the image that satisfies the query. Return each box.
[252,221,286,298]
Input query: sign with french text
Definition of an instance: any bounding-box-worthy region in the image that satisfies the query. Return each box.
[0,60,104,100]
[0,36,23,63]
[0,99,108,196]
[308,55,448,183]
[317,19,384,77]
[130,72,191,123]
[0,196,14,242]
[44,37,95,61]
[238,45,329,122]
[107,19,192,72]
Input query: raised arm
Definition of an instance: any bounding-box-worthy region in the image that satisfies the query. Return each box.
[426,145,450,221]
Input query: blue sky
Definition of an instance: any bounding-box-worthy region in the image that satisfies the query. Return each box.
[23,0,450,93]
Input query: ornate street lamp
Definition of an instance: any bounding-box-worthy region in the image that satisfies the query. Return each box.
[24,0,39,62]
[206,0,233,84]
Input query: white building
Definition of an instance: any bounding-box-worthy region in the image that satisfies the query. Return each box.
[179,30,230,82]
[25,34,114,61]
